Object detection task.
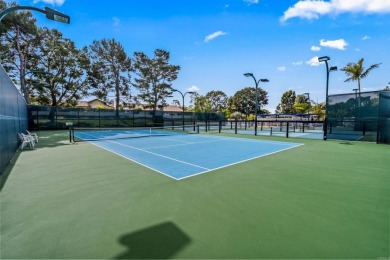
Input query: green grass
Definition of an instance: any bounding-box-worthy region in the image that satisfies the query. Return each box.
[1,131,389,259]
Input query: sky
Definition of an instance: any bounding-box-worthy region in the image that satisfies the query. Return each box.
[8,0,390,112]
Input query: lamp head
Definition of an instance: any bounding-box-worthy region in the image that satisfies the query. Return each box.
[329,66,338,72]
[171,88,178,92]
[45,7,70,24]
[187,91,195,94]
[318,56,330,62]
[260,79,269,82]
[244,73,253,77]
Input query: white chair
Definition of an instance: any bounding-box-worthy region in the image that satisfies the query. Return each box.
[18,133,35,150]
[26,130,38,143]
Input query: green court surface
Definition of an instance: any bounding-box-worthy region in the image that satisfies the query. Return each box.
[1,131,389,259]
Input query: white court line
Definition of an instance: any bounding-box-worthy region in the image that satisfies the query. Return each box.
[108,140,210,170]
[85,141,180,180]
[139,138,225,150]
[176,143,304,180]
[79,133,304,180]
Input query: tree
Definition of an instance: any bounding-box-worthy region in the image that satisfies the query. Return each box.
[193,94,212,112]
[0,0,40,102]
[230,87,268,116]
[86,38,132,114]
[29,28,90,106]
[341,58,381,93]
[311,101,325,120]
[132,49,180,112]
[276,90,296,114]
[293,94,310,113]
[205,90,228,112]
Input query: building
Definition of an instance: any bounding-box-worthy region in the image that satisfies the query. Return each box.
[76,99,113,109]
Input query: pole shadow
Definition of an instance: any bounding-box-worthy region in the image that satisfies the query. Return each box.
[113,221,191,259]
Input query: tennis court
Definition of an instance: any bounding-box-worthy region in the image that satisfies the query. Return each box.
[1,131,389,259]
[73,127,302,179]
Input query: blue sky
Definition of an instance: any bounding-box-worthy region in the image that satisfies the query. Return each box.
[10,0,390,112]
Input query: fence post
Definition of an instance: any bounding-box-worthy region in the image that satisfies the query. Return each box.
[99,109,101,127]
[286,122,289,138]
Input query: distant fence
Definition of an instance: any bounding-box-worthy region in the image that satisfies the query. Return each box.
[27,105,225,130]
[209,120,325,139]
[0,65,28,174]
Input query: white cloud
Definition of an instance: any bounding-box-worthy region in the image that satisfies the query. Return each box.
[306,56,322,66]
[188,85,200,92]
[362,35,370,40]
[204,31,228,43]
[277,66,286,71]
[355,48,361,52]
[281,0,390,22]
[243,0,259,4]
[33,0,65,6]
[113,17,120,27]
[320,39,348,50]
[311,45,321,51]
[292,61,303,66]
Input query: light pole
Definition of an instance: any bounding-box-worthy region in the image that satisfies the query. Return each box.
[244,73,269,136]
[318,56,338,140]
[172,89,194,130]
[0,6,70,23]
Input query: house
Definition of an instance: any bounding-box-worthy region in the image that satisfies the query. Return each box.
[132,104,183,112]
[76,99,113,109]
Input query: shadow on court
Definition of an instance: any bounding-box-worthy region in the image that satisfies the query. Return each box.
[114,221,191,259]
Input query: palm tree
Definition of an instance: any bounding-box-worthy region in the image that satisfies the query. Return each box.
[341,58,381,93]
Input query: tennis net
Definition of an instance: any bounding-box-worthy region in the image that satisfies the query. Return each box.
[71,125,199,142]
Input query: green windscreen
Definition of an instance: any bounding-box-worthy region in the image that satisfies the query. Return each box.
[378,91,390,144]
[327,91,380,141]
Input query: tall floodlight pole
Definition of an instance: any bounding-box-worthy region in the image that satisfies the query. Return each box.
[318,56,338,140]
[0,6,70,23]
[244,73,269,136]
[172,89,194,130]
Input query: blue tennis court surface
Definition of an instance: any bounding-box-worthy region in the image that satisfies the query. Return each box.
[81,134,303,180]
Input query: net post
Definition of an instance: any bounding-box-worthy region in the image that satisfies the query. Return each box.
[235,119,237,134]
[270,127,273,136]
[205,121,208,132]
[197,124,199,134]
[261,121,263,131]
[286,122,289,138]
[219,121,222,133]
[193,121,196,132]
